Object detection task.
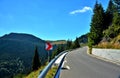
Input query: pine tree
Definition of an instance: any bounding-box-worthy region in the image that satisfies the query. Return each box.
[66,39,72,49]
[113,0,120,5]
[112,12,120,36]
[105,0,115,27]
[32,47,41,71]
[88,1,105,46]
[113,0,120,12]
[73,37,80,48]
[113,12,120,26]
[106,0,116,13]
[103,12,120,38]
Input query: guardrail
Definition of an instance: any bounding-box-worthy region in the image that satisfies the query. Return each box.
[38,51,68,78]
[54,52,67,78]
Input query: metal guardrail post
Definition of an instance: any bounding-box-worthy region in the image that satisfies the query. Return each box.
[38,51,68,78]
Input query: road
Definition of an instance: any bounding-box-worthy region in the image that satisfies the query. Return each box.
[60,47,120,78]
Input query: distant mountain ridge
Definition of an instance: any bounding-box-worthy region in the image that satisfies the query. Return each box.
[0,33,45,43]
[78,34,88,44]
[0,33,49,78]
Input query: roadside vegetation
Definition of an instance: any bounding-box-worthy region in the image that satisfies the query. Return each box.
[88,0,120,49]
[25,66,45,78]
[25,65,58,78]
[45,66,58,78]
[25,37,81,78]
[52,37,80,59]
[94,35,120,49]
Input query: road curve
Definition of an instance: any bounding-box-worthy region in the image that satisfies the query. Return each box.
[60,47,120,78]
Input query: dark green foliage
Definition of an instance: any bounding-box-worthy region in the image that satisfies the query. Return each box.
[32,47,41,71]
[105,0,115,28]
[104,0,120,38]
[0,33,48,78]
[104,12,120,38]
[78,34,88,44]
[113,0,120,12]
[113,0,120,5]
[103,0,120,39]
[52,44,65,59]
[66,39,73,49]
[113,12,120,26]
[13,74,25,78]
[52,38,81,59]
[88,0,120,47]
[57,45,65,53]
[73,37,80,48]
[106,0,117,13]
[66,38,80,49]
[88,32,96,47]
[88,2,105,46]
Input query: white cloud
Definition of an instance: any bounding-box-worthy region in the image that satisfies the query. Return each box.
[69,6,92,14]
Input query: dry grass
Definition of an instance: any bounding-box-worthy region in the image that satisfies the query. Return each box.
[51,41,67,45]
[96,42,120,49]
[95,35,120,49]
[111,35,120,43]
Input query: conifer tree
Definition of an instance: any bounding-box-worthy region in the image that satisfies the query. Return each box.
[106,0,116,13]
[105,0,115,27]
[66,39,72,49]
[113,0,120,12]
[73,37,80,48]
[32,47,41,71]
[88,1,105,46]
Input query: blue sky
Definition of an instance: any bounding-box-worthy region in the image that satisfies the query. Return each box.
[0,0,109,40]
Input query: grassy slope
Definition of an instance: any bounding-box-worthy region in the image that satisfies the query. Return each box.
[25,40,66,78]
[25,66,45,78]
[25,66,58,78]
[96,35,120,49]
[111,35,120,43]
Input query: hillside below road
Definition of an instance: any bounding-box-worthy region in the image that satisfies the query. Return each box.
[60,47,120,78]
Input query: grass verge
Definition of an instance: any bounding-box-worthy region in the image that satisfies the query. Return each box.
[45,66,58,78]
[25,66,45,78]
[25,65,58,78]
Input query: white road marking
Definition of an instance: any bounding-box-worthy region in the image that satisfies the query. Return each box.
[66,65,70,70]
[64,60,67,63]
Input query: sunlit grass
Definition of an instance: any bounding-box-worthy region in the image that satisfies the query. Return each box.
[25,66,45,78]
[95,42,120,49]
[25,64,58,78]
[95,35,120,49]
[45,66,58,78]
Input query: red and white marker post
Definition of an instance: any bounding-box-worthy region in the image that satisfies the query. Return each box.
[45,42,53,62]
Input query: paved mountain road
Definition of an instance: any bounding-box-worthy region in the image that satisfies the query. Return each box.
[60,47,120,78]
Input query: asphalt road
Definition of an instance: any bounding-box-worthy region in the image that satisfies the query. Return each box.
[60,47,120,78]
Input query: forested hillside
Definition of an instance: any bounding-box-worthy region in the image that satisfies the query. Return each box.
[0,33,49,78]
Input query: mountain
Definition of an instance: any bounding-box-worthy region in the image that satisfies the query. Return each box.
[0,33,50,78]
[78,34,88,44]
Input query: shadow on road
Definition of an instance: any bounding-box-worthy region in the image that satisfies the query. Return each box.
[118,75,120,78]
[61,67,68,70]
